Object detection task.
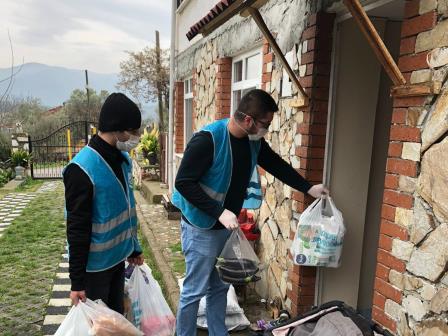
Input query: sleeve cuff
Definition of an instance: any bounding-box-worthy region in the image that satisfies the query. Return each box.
[70,280,85,291]
[129,250,142,258]
[304,182,313,194]
[211,207,225,220]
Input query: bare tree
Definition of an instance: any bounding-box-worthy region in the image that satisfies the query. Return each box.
[0,32,24,103]
[0,31,24,123]
[117,45,169,131]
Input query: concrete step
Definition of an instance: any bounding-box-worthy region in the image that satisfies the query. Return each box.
[140,180,165,204]
[162,194,181,220]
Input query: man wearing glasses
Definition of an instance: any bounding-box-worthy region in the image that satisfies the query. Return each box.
[173,89,327,335]
[63,93,144,313]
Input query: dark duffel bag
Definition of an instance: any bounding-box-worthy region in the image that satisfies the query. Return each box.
[251,301,394,336]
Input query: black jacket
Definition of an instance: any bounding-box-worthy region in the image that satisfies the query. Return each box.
[175,131,312,229]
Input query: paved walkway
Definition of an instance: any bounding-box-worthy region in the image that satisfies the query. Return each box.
[41,253,70,336]
[0,193,36,238]
[0,181,58,239]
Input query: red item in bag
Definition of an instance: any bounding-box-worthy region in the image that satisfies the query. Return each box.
[239,210,260,241]
[140,316,176,336]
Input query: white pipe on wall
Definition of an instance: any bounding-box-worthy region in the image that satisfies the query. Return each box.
[168,0,176,194]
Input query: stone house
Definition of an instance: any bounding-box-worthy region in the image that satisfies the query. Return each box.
[170,0,448,334]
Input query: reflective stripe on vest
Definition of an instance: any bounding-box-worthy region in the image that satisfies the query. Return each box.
[199,182,226,202]
[91,208,137,233]
[90,226,136,252]
[65,146,142,272]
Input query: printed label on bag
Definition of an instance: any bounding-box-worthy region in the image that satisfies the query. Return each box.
[131,301,142,328]
[295,254,307,264]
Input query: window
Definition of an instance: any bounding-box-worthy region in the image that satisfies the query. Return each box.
[184,78,193,148]
[231,49,262,113]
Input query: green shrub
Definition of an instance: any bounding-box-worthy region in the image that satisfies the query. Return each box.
[136,127,159,165]
[10,149,31,168]
[0,167,14,187]
[0,132,11,162]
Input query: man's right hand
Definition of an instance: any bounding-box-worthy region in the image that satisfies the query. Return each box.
[70,290,86,306]
[219,209,239,230]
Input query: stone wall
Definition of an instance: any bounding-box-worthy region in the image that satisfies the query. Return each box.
[175,0,448,328]
[372,1,448,335]
[176,0,317,80]
[255,39,298,305]
[255,12,334,315]
[193,41,218,130]
[11,133,29,152]
[174,0,328,316]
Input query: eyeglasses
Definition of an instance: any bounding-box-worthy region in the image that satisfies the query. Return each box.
[238,111,271,129]
[253,117,271,129]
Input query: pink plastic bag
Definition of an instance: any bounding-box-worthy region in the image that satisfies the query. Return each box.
[128,263,176,336]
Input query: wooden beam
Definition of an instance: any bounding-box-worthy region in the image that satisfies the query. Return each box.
[343,0,406,86]
[240,0,268,17]
[391,81,442,97]
[247,7,309,105]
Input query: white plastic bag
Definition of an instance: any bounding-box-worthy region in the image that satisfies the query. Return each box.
[54,303,91,336]
[198,284,243,316]
[55,299,143,336]
[216,228,262,285]
[197,313,250,331]
[128,263,176,336]
[291,197,345,267]
[178,279,250,331]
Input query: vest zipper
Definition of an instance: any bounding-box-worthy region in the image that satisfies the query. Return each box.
[226,126,233,196]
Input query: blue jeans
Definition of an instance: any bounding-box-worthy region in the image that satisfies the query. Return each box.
[176,220,231,336]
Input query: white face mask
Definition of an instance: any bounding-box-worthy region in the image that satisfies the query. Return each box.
[248,128,268,141]
[116,133,140,152]
[236,111,269,141]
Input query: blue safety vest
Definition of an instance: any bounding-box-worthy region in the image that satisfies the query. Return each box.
[172,118,262,229]
[66,146,142,272]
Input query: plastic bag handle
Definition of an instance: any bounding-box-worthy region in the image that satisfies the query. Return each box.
[320,194,333,217]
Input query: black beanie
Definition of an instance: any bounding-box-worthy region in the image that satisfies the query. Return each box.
[98,93,141,132]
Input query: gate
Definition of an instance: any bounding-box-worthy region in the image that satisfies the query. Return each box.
[29,121,97,179]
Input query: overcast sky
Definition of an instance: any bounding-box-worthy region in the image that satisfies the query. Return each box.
[0,0,171,73]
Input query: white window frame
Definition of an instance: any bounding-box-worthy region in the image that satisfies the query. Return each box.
[231,48,263,114]
[183,77,193,149]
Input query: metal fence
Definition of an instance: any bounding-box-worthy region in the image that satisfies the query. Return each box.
[29,121,97,179]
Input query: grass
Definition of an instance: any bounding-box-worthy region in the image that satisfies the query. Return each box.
[172,259,186,277]
[15,178,44,192]
[0,189,8,200]
[0,183,65,336]
[138,229,166,294]
[169,242,182,254]
[169,242,185,277]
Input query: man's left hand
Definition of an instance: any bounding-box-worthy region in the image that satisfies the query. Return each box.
[307,184,329,198]
[127,254,144,266]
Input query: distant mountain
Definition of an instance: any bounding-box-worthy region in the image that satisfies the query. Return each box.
[0,63,157,120]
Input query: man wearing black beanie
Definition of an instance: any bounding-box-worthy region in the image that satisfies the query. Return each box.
[63,92,144,313]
